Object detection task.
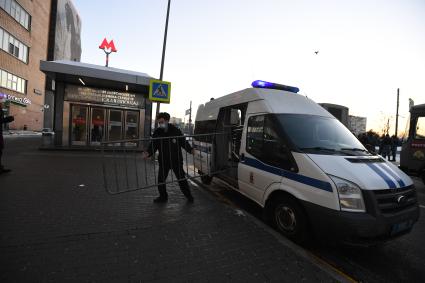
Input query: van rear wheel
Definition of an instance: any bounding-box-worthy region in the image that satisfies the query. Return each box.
[270,196,310,245]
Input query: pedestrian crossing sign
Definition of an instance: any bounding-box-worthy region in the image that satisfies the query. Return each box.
[149,80,171,103]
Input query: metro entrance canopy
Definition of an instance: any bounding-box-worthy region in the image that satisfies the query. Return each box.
[40,60,156,147]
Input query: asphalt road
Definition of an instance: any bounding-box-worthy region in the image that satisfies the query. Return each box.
[2,135,424,282]
[201,169,425,283]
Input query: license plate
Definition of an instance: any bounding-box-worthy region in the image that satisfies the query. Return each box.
[391,220,413,235]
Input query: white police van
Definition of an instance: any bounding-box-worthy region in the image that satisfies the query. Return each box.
[193,80,420,245]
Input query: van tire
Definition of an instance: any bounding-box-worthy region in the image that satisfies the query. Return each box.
[201,175,213,185]
[269,196,311,245]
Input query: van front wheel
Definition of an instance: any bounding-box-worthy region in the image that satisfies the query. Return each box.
[270,196,310,245]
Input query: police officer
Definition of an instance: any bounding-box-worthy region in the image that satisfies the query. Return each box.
[0,96,14,174]
[143,112,194,203]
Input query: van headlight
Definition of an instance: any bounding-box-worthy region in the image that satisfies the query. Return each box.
[328,175,366,213]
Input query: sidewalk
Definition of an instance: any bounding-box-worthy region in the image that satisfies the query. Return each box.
[0,137,341,282]
[3,130,42,136]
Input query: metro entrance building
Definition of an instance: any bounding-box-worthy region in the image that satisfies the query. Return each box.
[40,60,153,147]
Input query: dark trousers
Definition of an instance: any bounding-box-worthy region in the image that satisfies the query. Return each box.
[0,148,3,168]
[157,162,192,199]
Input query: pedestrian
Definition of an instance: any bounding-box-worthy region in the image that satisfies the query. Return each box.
[391,135,399,162]
[0,96,14,174]
[381,134,392,160]
[143,112,195,203]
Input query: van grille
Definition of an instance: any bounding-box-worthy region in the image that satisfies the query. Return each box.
[373,185,417,214]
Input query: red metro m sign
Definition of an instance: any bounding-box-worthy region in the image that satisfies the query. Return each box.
[99,38,117,67]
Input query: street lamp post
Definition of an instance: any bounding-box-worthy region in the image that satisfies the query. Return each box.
[155,0,171,127]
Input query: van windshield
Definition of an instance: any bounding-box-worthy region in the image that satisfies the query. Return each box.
[276,114,370,156]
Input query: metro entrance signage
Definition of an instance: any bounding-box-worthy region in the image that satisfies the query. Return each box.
[99,38,117,67]
[149,80,171,104]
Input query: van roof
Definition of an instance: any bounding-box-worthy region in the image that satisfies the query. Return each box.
[196,87,333,121]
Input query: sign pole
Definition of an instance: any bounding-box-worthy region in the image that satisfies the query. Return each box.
[395,88,399,137]
[189,100,192,135]
[155,0,171,128]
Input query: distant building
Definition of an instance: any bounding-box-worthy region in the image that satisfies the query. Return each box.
[348,115,367,136]
[170,117,182,126]
[44,0,82,129]
[319,103,349,126]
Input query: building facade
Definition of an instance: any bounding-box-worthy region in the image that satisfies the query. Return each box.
[44,0,81,129]
[0,0,52,130]
[348,115,367,136]
[0,0,81,131]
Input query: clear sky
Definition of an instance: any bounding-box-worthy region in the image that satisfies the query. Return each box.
[72,0,425,135]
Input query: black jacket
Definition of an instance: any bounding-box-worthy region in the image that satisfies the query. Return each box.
[147,124,192,166]
[0,109,14,149]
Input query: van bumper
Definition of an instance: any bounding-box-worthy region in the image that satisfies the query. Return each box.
[302,200,420,245]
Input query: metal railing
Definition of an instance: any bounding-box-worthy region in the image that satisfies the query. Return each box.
[101,132,230,195]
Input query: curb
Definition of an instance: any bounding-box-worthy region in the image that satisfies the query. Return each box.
[190,177,356,283]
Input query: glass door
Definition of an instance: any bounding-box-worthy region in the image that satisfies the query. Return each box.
[108,109,123,143]
[90,108,105,146]
[71,105,88,146]
[125,111,139,146]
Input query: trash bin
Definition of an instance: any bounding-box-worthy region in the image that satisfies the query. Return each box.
[41,129,55,147]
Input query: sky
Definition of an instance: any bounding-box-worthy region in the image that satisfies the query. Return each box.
[72,0,425,135]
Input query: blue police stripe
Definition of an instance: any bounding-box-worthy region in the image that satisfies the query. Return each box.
[377,163,405,187]
[242,157,333,192]
[366,163,397,189]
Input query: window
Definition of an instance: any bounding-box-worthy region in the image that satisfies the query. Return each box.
[2,29,8,50]
[277,114,366,154]
[415,117,425,139]
[246,115,294,170]
[0,70,6,87]
[0,68,26,94]
[0,0,31,30]
[0,27,28,63]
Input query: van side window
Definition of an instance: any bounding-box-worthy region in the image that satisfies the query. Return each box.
[246,115,293,170]
[415,117,425,139]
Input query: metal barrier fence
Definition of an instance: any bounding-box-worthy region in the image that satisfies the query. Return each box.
[101,132,230,195]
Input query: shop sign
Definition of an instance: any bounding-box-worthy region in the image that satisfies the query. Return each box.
[0,92,32,106]
[65,85,144,109]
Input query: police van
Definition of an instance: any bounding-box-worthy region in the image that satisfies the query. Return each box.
[193,80,420,245]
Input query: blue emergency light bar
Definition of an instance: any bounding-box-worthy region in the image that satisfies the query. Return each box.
[251,80,299,93]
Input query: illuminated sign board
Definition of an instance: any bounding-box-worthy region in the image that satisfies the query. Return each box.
[64,85,145,109]
[99,38,117,67]
[99,38,117,53]
[0,92,31,106]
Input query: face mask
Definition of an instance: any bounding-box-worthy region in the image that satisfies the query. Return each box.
[158,122,168,130]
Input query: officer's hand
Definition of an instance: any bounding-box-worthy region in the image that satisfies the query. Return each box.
[191,149,195,155]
